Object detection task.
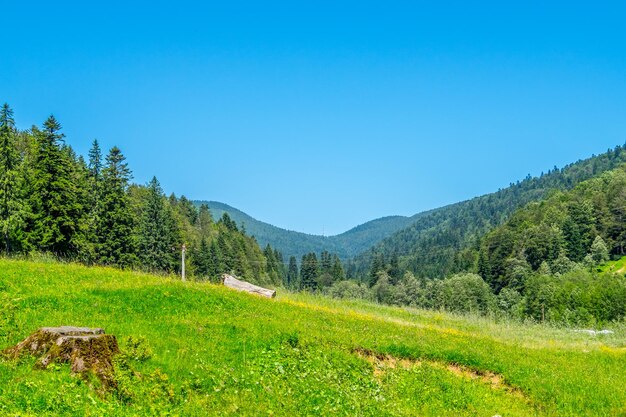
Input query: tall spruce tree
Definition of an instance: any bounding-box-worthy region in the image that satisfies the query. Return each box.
[97,147,135,266]
[300,252,319,290]
[196,203,213,238]
[264,244,280,282]
[194,237,210,278]
[0,104,21,253]
[88,139,103,202]
[28,116,81,255]
[207,239,221,280]
[287,256,299,288]
[331,254,345,282]
[138,177,179,272]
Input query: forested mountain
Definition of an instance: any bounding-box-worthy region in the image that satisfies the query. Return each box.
[478,164,626,291]
[194,200,413,260]
[352,144,626,280]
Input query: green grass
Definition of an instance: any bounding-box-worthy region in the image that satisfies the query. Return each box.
[0,259,625,416]
[599,256,626,275]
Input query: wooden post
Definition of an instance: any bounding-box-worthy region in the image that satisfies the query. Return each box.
[181,244,186,281]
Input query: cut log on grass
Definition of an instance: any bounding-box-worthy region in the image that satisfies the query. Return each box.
[222,274,276,298]
[3,326,120,390]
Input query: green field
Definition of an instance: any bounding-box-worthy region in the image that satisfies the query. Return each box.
[0,259,624,416]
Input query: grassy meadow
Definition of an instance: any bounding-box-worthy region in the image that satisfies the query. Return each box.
[0,259,624,416]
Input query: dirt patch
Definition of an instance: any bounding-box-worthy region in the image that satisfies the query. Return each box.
[353,347,525,398]
[3,326,120,390]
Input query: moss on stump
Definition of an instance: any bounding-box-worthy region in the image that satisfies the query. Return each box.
[3,326,120,390]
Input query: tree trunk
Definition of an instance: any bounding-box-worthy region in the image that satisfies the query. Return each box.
[222,274,276,298]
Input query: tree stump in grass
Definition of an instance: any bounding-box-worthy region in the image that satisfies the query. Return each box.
[3,326,120,389]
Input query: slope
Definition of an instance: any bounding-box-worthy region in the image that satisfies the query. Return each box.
[354,144,626,278]
[195,200,413,260]
[0,259,624,416]
[478,164,626,288]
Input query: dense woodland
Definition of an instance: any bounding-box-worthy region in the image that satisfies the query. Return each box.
[353,144,626,279]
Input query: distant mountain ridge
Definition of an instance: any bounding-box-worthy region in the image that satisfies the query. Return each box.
[197,144,626,273]
[192,200,413,260]
[352,143,626,279]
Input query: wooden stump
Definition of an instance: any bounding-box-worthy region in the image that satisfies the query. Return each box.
[3,326,120,389]
[222,274,277,298]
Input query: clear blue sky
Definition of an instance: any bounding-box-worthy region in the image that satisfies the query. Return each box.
[3,1,626,235]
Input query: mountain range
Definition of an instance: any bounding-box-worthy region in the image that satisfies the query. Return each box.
[195,144,626,276]
[193,200,415,261]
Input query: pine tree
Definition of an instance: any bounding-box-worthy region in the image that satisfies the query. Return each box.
[331,254,345,282]
[0,104,22,253]
[300,252,319,290]
[264,244,280,282]
[274,248,285,283]
[207,239,221,280]
[178,195,198,224]
[320,250,332,275]
[216,233,231,273]
[82,139,103,260]
[28,116,81,255]
[196,203,213,239]
[88,139,103,197]
[138,177,179,272]
[287,256,299,288]
[194,237,210,277]
[369,253,385,287]
[97,147,135,267]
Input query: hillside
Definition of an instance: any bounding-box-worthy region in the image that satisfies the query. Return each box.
[1,259,625,416]
[196,201,413,260]
[353,144,626,279]
[478,164,626,289]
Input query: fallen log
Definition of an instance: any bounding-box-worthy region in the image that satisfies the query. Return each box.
[3,326,120,390]
[222,274,276,298]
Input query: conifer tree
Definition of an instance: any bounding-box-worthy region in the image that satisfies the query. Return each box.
[28,116,81,255]
[0,104,22,253]
[264,244,280,282]
[320,250,332,275]
[194,237,210,277]
[97,147,135,266]
[274,248,285,282]
[300,252,319,290]
[88,139,103,199]
[178,195,198,224]
[207,239,221,280]
[216,233,231,273]
[331,254,345,282]
[219,212,238,232]
[287,255,299,288]
[196,203,213,239]
[138,176,179,272]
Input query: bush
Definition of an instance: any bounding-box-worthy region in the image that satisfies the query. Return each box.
[326,280,372,301]
[437,273,496,315]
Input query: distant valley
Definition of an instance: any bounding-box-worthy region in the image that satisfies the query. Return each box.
[193,200,415,260]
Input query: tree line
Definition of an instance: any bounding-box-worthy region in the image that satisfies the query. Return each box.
[0,104,286,286]
[339,164,626,325]
[352,143,626,280]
